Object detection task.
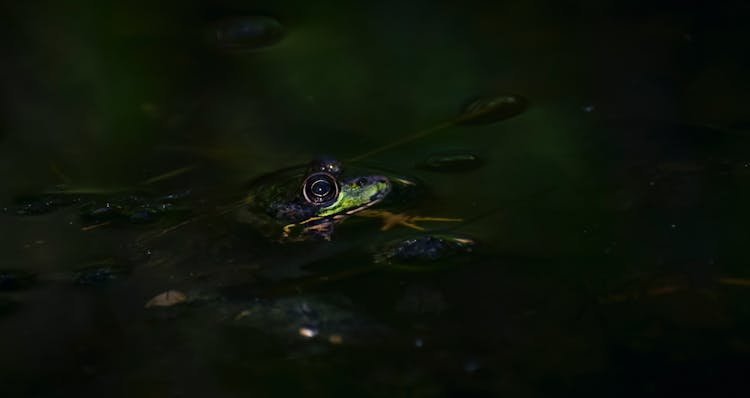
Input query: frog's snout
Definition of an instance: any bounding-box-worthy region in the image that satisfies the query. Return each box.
[367,176,391,201]
[340,175,391,205]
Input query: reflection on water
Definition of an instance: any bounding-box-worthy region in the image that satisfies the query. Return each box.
[2,0,750,396]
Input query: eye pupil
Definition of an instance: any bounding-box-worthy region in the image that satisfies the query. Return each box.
[311,179,331,196]
[357,177,368,186]
[302,172,339,205]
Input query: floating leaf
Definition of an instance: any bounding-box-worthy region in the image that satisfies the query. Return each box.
[78,191,191,227]
[10,193,83,216]
[455,94,528,126]
[373,234,476,268]
[145,290,187,308]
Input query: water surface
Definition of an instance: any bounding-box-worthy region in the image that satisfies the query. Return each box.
[2,1,750,396]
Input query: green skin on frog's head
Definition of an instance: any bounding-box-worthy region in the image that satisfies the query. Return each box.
[280,172,391,240]
[316,176,390,217]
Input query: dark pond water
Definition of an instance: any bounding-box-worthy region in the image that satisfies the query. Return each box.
[3,1,750,396]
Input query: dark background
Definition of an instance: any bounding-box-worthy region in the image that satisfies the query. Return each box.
[2,1,750,396]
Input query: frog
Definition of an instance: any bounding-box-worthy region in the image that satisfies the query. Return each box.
[236,157,463,242]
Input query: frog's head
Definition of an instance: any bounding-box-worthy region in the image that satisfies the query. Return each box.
[277,171,390,241]
[247,159,392,241]
[302,173,390,218]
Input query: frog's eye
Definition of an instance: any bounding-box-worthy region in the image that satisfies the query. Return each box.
[302,172,339,205]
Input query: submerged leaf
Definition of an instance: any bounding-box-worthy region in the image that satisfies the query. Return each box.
[416,152,484,173]
[455,94,528,126]
[140,165,197,185]
[145,290,187,308]
[718,277,750,287]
